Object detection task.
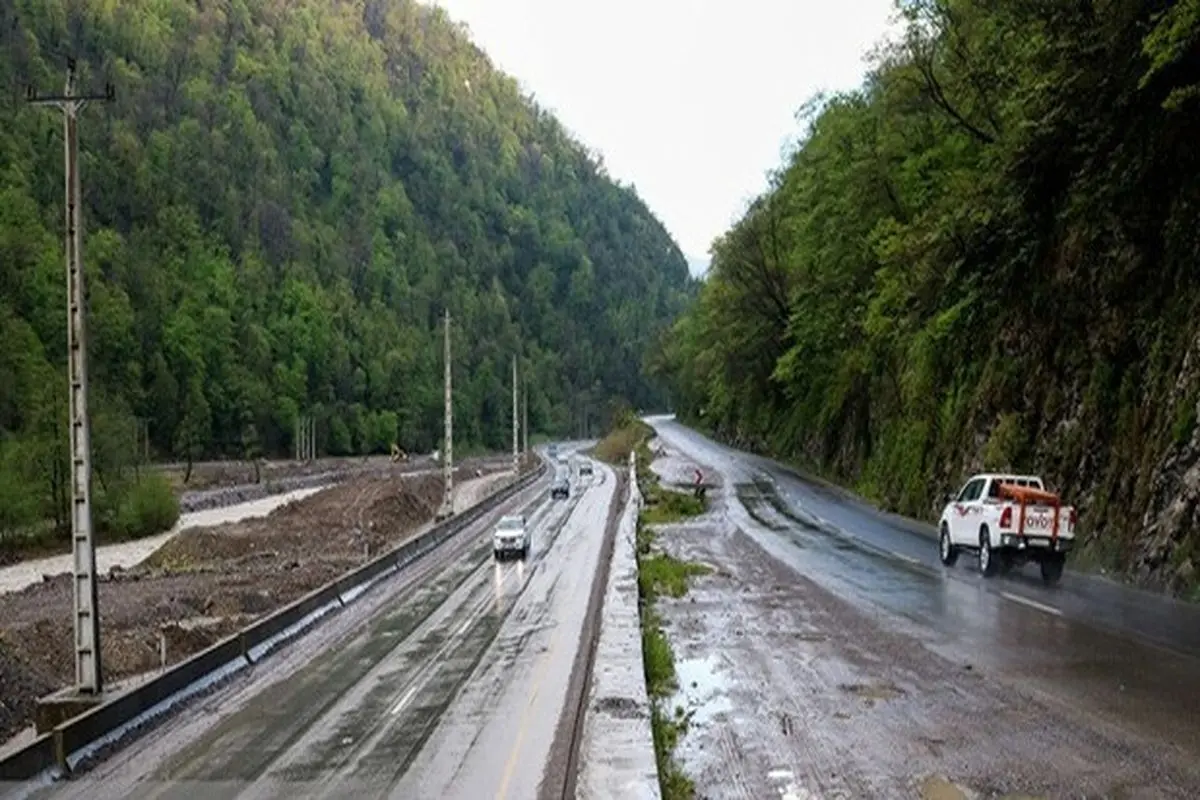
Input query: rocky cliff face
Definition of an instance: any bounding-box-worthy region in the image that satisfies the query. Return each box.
[1131,333,1200,597]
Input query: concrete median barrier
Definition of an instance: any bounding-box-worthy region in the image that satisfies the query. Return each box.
[0,733,55,785]
[56,633,245,770]
[0,461,548,787]
[577,454,660,799]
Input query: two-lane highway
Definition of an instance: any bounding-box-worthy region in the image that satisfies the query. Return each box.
[41,455,618,800]
[646,416,1200,797]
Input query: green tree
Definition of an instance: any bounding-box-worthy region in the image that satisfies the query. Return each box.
[174,379,211,485]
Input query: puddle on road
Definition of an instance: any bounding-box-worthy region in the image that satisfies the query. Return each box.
[920,776,976,800]
[838,680,906,707]
[671,653,733,724]
[735,483,792,532]
[919,775,1049,800]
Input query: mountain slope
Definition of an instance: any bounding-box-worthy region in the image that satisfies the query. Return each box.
[0,0,692,536]
[656,0,1200,596]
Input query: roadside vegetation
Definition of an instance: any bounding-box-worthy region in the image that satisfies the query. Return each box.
[0,0,694,553]
[641,482,706,525]
[592,411,655,465]
[1,471,179,564]
[650,0,1200,597]
[620,426,708,800]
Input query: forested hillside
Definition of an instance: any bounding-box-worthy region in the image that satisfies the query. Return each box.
[655,0,1200,595]
[0,0,692,536]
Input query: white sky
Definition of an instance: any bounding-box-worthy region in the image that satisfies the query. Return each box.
[433,0,898,275]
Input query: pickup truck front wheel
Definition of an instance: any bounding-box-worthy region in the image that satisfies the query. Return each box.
[939,524,958,566]
[978,527,999,577]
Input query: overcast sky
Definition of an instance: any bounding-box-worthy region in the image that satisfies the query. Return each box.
[433,0,898,275]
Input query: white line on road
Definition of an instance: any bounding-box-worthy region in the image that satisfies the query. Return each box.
[390,686,418,715]
[457,618,473,638]
[894,553,923,567]
[1001,591,1062,616]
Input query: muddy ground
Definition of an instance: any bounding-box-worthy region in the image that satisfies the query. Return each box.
[160,454,419,493]
[173,453,517,514]
[0,464,508,747]
[642,433,1200,799]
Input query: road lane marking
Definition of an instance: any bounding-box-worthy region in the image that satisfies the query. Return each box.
[390,686,418,716]
[494,608,560,800]
[1001,591,1062,616]
[895,553,922,567]
[494,486,602,798]
[386,566,519,721]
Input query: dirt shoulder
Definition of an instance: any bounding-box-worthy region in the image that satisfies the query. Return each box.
[0,465,504,749]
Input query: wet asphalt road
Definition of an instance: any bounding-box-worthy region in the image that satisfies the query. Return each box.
[646,417,1200,798]
[41,458,616,800]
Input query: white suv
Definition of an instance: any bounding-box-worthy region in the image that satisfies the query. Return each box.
[493,514,530,561]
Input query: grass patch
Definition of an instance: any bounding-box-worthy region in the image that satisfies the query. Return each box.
[641,485,706,524]
[640,599,698,800]
[635,434,707,524]
[592,411,655,464]
[640,550,712,602]
[651,703,695,800]
[641,604,677,697]
[635,518,706,799]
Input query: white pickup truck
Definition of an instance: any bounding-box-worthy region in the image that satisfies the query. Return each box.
[938,473,1077,584]
[493,514,530,561]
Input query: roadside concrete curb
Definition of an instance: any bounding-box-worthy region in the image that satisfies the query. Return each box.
[576,456,661,800]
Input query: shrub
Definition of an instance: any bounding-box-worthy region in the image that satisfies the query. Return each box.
[106,473,180,541]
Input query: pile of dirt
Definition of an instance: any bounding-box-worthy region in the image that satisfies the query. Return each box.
[0,467,476,747]
[0,635,55,743]
[173,454,507,513]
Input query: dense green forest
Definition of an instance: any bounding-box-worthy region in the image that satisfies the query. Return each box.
[654,0,1200,594]
[0,0,692,540]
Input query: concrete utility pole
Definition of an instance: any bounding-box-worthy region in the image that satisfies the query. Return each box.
[522,382,528,457]
[27,61,113,697]
[438,310,454,519]
[512,356,519,476]
[295,414,315,462]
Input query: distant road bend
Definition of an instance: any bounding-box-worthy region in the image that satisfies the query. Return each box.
[38,449,618,800]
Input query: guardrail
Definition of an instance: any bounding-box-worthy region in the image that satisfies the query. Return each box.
[0,461,548,788]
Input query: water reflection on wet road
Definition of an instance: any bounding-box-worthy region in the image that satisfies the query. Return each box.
[648,416,1200,798]
[41,456,617,800]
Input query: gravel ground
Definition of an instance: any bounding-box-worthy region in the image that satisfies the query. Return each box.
[0,487,329,597]
[643,435,1200,799]
[0,465,506,749]
[171,454,506,514]
[159,455,423,495]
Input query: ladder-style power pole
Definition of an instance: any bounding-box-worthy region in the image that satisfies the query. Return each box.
[512,356,519,475]
[27,60,114,696]
[438,310,454,518]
